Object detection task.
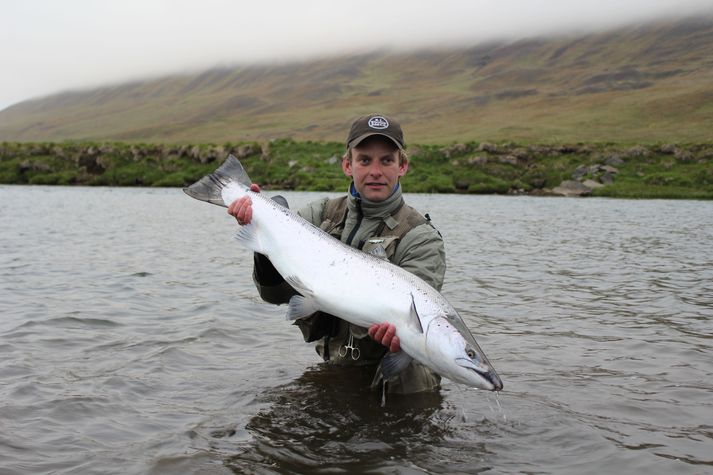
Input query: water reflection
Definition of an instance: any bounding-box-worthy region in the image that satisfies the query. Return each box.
[225,364,462,474]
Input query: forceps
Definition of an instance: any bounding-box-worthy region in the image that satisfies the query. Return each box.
[338,331,360,360]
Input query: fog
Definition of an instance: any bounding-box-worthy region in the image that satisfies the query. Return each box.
[2,0,712,110]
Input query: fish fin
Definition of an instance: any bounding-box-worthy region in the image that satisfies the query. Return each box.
[408,293,424,334]
[270,195,289,209]
[381,351,414,381]
[283,274,313,297]
[286,295,320,321]
[183,155,251,207]
[369,245,388,260]
[233,224,266,253]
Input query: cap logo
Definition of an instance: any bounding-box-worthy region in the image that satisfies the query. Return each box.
[367,116,389,129]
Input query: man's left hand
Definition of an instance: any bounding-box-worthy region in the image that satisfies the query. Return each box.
[227,183,261,225]
[368,323,400,353]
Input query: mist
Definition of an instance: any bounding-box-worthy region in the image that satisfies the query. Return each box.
[2,0,713,110]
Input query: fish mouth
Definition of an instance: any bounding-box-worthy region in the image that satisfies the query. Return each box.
[456,358,504,391]
[483,369,503,391]
[470,367,503,391]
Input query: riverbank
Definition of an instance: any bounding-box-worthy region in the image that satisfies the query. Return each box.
[1,140,711,199]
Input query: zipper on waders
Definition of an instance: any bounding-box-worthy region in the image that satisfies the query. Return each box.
[345,204,363,247]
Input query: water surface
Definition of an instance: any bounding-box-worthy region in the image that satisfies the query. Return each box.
[1,185,711,474]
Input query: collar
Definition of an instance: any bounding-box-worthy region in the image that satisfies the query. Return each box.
[347,182,404,219]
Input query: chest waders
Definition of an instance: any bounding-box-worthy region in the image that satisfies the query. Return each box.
[317,196,436,360]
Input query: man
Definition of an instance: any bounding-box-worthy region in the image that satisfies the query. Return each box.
[228,114,446,394]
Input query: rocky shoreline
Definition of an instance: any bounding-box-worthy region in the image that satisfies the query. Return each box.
[1,140,711,199]
[429,141,712,198]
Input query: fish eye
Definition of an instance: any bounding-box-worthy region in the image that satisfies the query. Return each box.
[466,348,476,359]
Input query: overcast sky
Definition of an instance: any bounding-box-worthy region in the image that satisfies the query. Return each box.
[2,0,712,111]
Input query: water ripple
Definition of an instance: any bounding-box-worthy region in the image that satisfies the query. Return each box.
[0,187,711,474]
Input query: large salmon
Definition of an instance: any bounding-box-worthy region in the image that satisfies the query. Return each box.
[184,155,503,391]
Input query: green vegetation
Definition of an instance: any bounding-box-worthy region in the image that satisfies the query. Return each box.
[1,140,711,199]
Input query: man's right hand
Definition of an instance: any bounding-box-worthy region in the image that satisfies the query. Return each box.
[227,184,260,225]
[368,323,401,353]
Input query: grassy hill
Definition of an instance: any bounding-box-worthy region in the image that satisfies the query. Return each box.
[1,16,713,144]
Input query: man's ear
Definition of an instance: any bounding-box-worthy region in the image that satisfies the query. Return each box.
[398,158,409,177]
[342,156,353,177]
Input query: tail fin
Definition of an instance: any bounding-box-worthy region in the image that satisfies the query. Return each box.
[183,155,252,207]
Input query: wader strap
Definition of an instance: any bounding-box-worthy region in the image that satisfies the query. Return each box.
[320,196,349,235]
[322,196,436,256]
[387,202,428,240]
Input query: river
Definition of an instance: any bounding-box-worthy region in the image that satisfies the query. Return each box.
[1,185,711,474]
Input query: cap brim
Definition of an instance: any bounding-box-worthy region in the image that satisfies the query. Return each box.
[348,132,403,150]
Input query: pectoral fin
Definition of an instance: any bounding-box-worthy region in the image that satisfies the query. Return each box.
[408,293,424,334]
[381,351,414,381]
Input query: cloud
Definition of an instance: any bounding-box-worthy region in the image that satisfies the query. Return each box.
[2,0,712,110]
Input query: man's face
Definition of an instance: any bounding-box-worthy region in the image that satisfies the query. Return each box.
[342,137,408,202]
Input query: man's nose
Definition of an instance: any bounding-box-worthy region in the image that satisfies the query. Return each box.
[368,162,383,176]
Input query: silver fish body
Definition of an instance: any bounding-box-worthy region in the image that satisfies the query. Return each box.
[185,156,503,391]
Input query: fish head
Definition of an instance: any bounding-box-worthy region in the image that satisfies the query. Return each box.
[425,315,503,391]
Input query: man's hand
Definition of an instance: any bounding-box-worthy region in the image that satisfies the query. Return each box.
[368,323,400,353]
[227,184,260,225]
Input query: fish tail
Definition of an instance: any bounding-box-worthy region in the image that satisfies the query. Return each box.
[183,155,252,207]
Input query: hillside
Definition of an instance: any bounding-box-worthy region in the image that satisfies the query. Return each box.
[1,17,713,144]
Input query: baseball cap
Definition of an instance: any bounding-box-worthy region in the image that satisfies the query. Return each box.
[346,114,404,150]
